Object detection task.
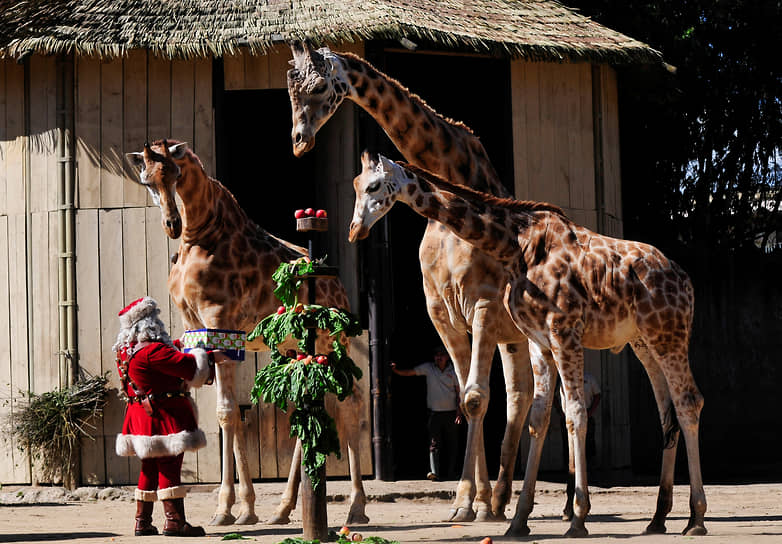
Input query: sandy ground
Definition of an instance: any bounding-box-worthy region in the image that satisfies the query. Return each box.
[0,479,780,543]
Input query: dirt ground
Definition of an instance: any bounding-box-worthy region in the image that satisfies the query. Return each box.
[0,479,780,543]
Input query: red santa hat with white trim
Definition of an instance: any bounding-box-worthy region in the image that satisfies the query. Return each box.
[118,296,160,329]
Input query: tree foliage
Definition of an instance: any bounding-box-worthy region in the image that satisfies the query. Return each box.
[571,0,782,252]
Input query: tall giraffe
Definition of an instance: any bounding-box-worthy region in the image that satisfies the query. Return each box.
[125,140,370,527]
[287,40,531,522]
[349,153,708,538]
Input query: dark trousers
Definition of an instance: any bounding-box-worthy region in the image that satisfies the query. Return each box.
[428,409,459,479]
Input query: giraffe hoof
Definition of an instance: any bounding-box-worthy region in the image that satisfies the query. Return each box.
[266,512,291,525]
[493,511,507,521]
[565,525,589,538]
[504,523,531,537]
[235,512,259,525]
[682,525,707,536]
[643,521,666,534]
[447,507,476,522]
[209,512,236,526]
[474,509,494,522]
[346,511,370,525]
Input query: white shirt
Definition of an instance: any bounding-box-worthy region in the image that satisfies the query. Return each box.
[413,361,460,412]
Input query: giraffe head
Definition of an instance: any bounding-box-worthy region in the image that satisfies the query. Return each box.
[287,40,348,157]
[349,151,407,242]
[126,140,188,239]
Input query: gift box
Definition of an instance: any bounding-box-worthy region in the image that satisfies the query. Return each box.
[182,328,246,361]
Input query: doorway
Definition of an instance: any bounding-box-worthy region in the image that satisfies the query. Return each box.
[369,49,515,480]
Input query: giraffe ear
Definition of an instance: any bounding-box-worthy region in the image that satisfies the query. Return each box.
[168,142,188,160]
[125,152,145,173]
[377,154,396,175]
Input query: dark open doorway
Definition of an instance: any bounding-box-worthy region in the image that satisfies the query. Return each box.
[365,49,515,480]
[216,86,319,246]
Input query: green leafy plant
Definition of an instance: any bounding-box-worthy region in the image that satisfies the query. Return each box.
[248,259,362,490]
[4,371,109,489]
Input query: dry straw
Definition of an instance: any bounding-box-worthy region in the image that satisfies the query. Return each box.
[4,372,109,489]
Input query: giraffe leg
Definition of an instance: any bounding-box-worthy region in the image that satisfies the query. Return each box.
[232,419,258,525]
[506,341,557,537]
[562,425,576,521]
[268,439,301,524]
[631,338,679,534]
[342,389,369,525]
[447,317,496,522]
[550,335,590,539]
[650,345,707,536]
[491,342,533,520]
[211,362,238,526]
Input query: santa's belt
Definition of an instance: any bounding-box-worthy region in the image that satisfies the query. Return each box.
[127,391,191,404]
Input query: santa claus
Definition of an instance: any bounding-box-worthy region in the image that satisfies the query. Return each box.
[113,296,227,537]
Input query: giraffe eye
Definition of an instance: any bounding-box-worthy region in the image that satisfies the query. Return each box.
[312,82,327,94]
[366,181,381,194]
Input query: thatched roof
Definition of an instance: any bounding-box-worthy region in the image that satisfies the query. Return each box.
[0,0,661,64]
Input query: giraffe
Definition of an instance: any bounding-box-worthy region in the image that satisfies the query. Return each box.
[348,152,708,538]
[124,139,370,527]
[287,39,532,522]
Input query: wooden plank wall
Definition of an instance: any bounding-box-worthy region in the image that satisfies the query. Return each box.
[73,52,218,485]
[510,61,630,473]
[0,57,60,484]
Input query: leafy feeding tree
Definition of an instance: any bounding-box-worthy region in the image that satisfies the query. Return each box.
[571,0,782,253]
[248,259,362,490]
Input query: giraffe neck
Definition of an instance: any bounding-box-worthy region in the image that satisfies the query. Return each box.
[176,152,248,245]
[394,164,526,262]
[335,52,510,197]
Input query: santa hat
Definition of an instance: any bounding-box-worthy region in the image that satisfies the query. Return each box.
[118,296,160,329]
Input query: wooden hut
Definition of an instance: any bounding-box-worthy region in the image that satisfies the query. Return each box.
[0,0,662,485]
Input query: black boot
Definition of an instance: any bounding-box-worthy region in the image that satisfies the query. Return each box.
[135,500,158,536]
[162,498,206,537]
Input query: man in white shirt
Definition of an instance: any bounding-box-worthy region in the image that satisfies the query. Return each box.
[392,346,463,481]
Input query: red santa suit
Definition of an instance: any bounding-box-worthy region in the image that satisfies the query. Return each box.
[115,341,210,461]
[113,297,212,504]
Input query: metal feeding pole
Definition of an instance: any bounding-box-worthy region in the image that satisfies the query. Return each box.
[296,212,331,542]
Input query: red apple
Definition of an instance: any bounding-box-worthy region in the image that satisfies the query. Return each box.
[304,207,315,217]
[338,526,350,536]
[296,353,306,361]
[316,209,327,218]
[276,305,285,314]
[294,209,305,219]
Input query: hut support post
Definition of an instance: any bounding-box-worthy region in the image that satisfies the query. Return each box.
[56,53,79,488]
[56,53,78,390]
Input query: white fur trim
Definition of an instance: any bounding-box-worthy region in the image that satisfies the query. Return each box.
[157,485,189,500]
[185,348,211,389]
[135,488,158,502]
[119,297,159,329]
[115,429,207,459]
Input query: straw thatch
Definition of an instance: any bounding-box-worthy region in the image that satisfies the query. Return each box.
[0,0,661,64]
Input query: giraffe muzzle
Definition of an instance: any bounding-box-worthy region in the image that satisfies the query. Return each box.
[164,216,182,239]
[348,222,369,243]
